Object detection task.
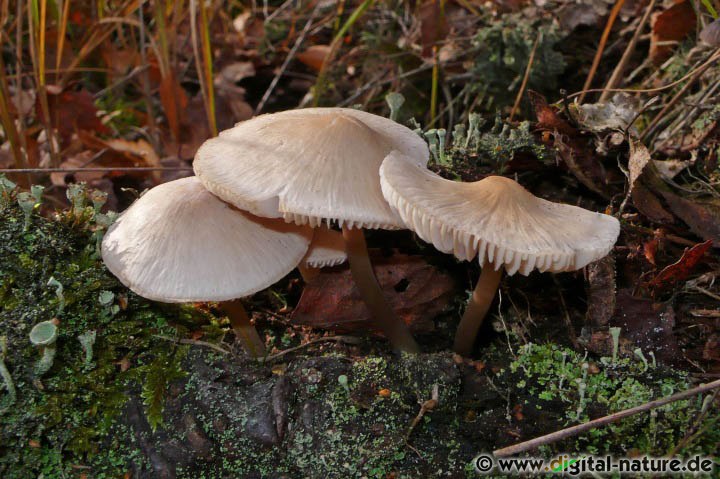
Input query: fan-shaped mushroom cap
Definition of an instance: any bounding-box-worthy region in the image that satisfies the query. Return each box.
[380,152,620,276]
[193,108,429,230]
[302,225,347,268]
[102,177,312,303]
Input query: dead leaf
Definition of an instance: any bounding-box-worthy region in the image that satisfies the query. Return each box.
[653,159,691,180]
[650,0,696,64]
[159,74,188,142]
[649,240,712,291]
[628,137,651,190]
[292,253,456,334]
[630,183,674,223]
[643,238,658,266]
[419,1,449,58]
[42,89,110,144]
[297,45,331,72]
[660,192,720,247]
[531,91,609,197]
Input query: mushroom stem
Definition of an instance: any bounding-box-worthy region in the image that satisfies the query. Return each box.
[453,261,504,356]
[298,264,320,282]
[342,227,420,353]
[220,300,267,358]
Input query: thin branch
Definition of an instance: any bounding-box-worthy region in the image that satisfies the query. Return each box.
[493,378,720,457]
[509,32,541,122]
[578,0,626,103]
[600,0,655,103]
[153,335,231,355]
[263,335,362,362]
[563,49,720,102]
[255,3,321,114]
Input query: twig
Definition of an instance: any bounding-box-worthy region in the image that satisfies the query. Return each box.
[493,378,720,457]
[255,3,321,114]
[689,285,720,302]
[153,335,231,355]
[263,335,362,362]
[406,384,440,440]
[509,32,541,122]
[599,0,655,103]
[641,52,719,141]
[578,0,627,103]
[94,65,150,99]
[562,49,720,102]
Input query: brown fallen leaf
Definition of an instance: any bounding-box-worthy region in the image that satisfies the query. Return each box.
[418,0,449,58]
[643,238,658,266]
[628,138,651,191]
[42,89,110,144]
[650,0,696,64]
[292,253,456,334]
[660,192,720,247]
[530,91,609,198]
[630,183,674,223]
[159,73,188,142]
[649,240,712,291]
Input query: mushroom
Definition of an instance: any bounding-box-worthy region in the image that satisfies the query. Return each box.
[101,177,312,358]
[29,320,59,377]
[380,152,620,355]
[299,225,347,282]
[193,108,429,352]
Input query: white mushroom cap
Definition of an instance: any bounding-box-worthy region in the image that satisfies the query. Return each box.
[301,225,347,268]
[380,152,620,276]
[102,177,312,303]
[193,107,429,230]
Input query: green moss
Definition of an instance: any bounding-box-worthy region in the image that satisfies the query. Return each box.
[0,183,216,478]
[470,14,566,110]
[503,343,720,456]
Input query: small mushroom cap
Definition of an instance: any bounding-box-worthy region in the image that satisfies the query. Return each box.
[29,321,58,346]
[301,225,347,268]
[380,152,620,276]
[193,108,428,229]
[102,177,312,303]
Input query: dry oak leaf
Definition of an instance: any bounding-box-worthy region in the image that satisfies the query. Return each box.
[292,253,456,334]
[649,240,712,291]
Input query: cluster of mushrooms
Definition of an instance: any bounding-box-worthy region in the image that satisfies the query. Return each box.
[102,107,620,357]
